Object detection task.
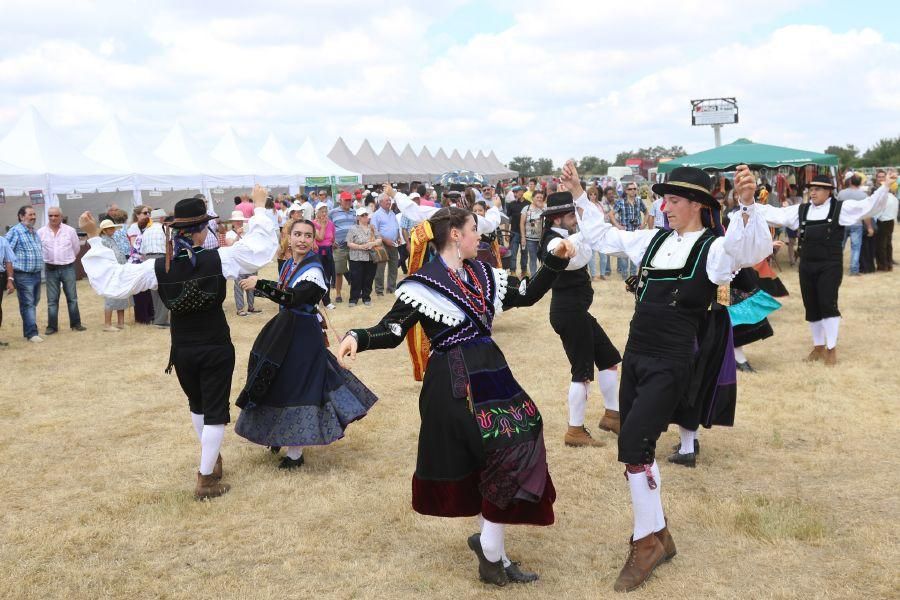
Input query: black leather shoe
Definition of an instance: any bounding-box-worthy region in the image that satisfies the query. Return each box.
[667,450,696,468]
[72,324,87,332]
[505,561,539,583]
[467,533,508,586]
[670,439,700,456]
[44,328,58,335]
[736,361,756,373]
[278,455,304,470]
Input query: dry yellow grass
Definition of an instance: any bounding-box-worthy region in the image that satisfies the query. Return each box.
[1,248,898,600]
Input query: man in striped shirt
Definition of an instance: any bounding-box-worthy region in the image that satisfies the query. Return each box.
[38,206,86,335]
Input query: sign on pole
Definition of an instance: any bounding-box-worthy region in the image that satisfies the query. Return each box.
[691,98,738,126]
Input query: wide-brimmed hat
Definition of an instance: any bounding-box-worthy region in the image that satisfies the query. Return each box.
[542,191,575,218]
[651,167,716,208]
[162,198,214,229]
[98,219,118,231]
[807,175,835,189]
[228,210,247,222]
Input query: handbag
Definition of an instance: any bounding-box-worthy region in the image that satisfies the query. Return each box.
[370,245,389,263]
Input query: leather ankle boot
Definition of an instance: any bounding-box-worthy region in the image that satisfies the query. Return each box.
[824,347,837,366]
[564,425,605,447]
[195,472,230,500]
[655,524,677,562]
[212,454,223,480]
[598,409,621,434]
[805,345,825,362]
[613,534,665,592]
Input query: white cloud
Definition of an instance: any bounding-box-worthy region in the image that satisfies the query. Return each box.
[0,0,897,169]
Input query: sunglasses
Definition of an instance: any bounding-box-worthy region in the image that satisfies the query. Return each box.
[140,211,150,215]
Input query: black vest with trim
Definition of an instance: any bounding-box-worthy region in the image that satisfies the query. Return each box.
[627,228,718,358]
[539,229,593,312]
[797,198,843,263]
[154,248,230,346]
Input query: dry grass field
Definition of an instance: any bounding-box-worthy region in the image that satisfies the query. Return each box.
[1,248,898,599]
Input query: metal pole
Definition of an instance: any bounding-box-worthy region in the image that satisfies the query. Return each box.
[713,124,722,147]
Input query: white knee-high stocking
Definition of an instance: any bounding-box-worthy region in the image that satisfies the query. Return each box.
[567,382,588,427]
[191,412,204,441]
[597,368,619,411]
[285,446,303,460]
[679,426,696,455]
[199,424,225,475]
[733,346,747,364]
[822,316,841,349]
[809,320,825,346]
[627,461,665,540]
[480,519,507,564]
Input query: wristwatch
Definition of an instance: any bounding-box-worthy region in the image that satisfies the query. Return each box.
[343,330,359,343]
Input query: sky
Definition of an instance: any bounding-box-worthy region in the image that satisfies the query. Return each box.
[1,0,898,167]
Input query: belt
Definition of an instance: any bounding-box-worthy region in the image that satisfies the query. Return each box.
[44,263,74,271]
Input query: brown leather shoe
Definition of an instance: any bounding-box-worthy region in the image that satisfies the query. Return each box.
[655,524,677,562]
[194,472,230,500]
[598,409,621,435]
[613,534,665,593]
[805,345,825,362]
[824,347,837,366]
[212,454,223,480]
[564,425,605,447]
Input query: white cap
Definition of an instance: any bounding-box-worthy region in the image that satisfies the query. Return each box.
[844,170,855,180]
[355,207,369,216]
[314,202,328,212]
[408,192,420,200]
[150,208,167,219]
[286,202,303,215]
[228,210,247,221]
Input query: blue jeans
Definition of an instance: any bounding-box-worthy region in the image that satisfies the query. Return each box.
[587,251,597,277]
[843,224,863,273]
[508,232,523,273]
[525,239,540,276]
[45,263,82,330]
[600,252,611,276]
[15,270,42,338]
[617,255,638,278]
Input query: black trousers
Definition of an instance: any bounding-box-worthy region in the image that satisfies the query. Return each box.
[348,260,376,303]
[318,246,335,305]
[798,260,842,322]
[875,220,894,271]
[617,352,692,465]
[550,309,621,382]
[172,342,235,425]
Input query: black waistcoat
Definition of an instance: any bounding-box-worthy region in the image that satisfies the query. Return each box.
[797,199,843,264]
[627,228,718,357]
[539,229,593,312]
[154,248,230,347]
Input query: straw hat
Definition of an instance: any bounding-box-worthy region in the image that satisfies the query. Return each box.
[99,219,118,231]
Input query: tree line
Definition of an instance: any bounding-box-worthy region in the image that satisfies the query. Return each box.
[825,136,900,168]
[507,145,687,177]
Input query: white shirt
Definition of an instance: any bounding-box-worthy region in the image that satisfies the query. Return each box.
[394,192,502,235]
[299,202,315,222]
[573,192,773,285]
[545,227,593,271]
[140,222,167,255]
[753,185,889,230]
[81,207,277,300]
[877,193,898,221]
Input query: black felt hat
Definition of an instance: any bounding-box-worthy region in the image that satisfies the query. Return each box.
[541,191,575,218]
[651,167,716,208]
[806,175,835,189]
[163,197,215,229]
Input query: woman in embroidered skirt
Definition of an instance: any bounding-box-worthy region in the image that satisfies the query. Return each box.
[338,184,571,587]
[234,219,377,469]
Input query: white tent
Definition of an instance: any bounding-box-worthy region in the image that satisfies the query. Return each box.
[377,141,424,182]
[401,144,436,182]
[296,137,360,184]
[211,126,298,189]
[153,122,250,194]
[487,151,516,179]
[417,146,446,180]
[328,137,386,184]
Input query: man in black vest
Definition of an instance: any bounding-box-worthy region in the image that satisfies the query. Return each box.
[755,171,895,365]
[79,185,277,499]
[529,190,623,447]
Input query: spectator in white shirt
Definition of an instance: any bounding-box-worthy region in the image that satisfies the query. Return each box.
[225,211,260,316]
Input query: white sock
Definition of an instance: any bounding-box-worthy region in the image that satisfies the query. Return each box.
[285,446,303,460]
[822,316,841,349]
[567,381,588,427]
[597,368,619,411]
[809,320,825,346]
[679,426,696,455]
[190,412,204,441]
[198,424,225,476]
[627,463,662,541]
[480,519,505,564]
[651,461,666,532]
[733,346,747,364]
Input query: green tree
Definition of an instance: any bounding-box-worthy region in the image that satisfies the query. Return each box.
[534,157,554,176]
[824,144,860,167]
[614,146,687,165]
[508,156,535,176]
[857,137,900,167]
[577,155,611,175]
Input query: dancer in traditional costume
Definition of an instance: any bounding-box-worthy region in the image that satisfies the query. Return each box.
[565,162,773,592]
[234,219,377,469]
[523,190,622,447]
[754,172,895,366]
[728,265,782,373]
[338,184,570,586]
[79,188,277,499]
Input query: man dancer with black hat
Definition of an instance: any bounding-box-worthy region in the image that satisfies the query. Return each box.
[564,161,773,592]
[754,171,894,365]
[527,188,622,447]
[78,185,277,499]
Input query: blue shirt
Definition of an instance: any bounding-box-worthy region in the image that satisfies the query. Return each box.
[371,207,399,243]
[614,198,646,231]
[0,235,15,267]
[5,222,44,273]
[329,207,357,245]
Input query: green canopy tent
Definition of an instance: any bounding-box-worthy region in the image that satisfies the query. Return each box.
[658,138,839,173]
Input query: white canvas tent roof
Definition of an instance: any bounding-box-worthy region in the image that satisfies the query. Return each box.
[487,151,515,178]
[153,122,251,191]
[400,144,433,180]
[462,150,482,172]
[433,148,457,172]
[210,126,299,189]
[416,146,446,179]
[328,137,386,184]
[297,137,360,183]
[377,141,424,181]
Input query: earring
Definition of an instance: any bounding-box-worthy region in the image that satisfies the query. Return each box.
[456,241,462,261]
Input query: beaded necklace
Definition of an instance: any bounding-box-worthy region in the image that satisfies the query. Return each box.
[446,261,487,315]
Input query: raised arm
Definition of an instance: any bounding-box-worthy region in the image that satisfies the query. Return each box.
[245,266,327,308]
[388,184,500,234]
[837,173,895,225]
[337,297,424,367]
[219,186,278,278]
[78,213,158,299]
